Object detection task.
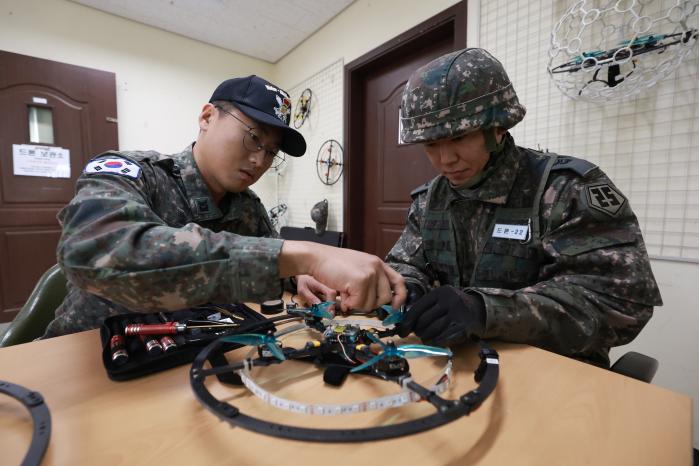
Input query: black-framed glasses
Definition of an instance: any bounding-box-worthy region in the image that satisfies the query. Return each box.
[214,105,281,162]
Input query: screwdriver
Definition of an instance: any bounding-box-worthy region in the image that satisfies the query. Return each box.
[124,320,239,336]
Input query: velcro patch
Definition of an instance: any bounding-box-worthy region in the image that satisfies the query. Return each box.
[84,157,141,179]
[585,183,626,216]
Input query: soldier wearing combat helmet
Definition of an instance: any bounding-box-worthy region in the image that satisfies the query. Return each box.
[385,48,662,367]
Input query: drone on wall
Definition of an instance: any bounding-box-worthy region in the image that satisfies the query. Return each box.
[190,302,499,442]
[293,88,313,129]
[268,203,288,230]
[547,0,699,102]
[316,139,344,186]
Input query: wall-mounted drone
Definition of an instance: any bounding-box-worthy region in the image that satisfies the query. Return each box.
[547,0,699,102]
[293,88,313,129]
[268,203,288,230]
[550,31,698,95]
[316,139,344,186]
[190,302,499,442]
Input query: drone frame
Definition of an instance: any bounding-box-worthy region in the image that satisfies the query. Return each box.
[293,88,313,129]
[189,308,499,443]
[316,139,344,186]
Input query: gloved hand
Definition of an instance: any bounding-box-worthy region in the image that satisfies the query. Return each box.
[377,281,424,319]
[404,282,425,311]
[397,285,486,346]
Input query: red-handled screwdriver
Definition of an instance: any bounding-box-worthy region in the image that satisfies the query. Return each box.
[124,320,239,336]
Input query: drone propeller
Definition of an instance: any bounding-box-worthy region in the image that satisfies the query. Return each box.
[221,333,285,361]
[289,302,334,320]
[350,340,452,373]
[380,305,404,326]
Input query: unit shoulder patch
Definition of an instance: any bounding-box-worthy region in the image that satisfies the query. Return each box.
[84,156,142,179]
[585,183,626,216]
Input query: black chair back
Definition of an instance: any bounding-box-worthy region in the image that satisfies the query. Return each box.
[279,226,344,248]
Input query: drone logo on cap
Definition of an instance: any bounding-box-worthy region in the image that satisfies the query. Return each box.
[264,83,292,124]
[274,94,291,123]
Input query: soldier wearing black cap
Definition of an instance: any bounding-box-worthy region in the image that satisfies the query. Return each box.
[44,75,406,337]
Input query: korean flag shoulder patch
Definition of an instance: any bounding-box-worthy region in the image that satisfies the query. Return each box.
[84,156,142,179]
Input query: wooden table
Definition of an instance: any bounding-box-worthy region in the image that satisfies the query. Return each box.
[0,314,692,466]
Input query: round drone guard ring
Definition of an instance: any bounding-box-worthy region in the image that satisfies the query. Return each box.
[547,0,699,102]
[0,381,51,466]
[189,331,499,442]
[316,139,344,186]
[271,151,286,171]
[293,88,313,129]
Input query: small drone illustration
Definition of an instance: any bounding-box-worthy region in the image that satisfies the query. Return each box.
[190,302,499,442]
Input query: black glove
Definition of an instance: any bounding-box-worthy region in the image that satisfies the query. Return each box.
[397,285,486,346]
[404,282,425,311]
[377,282,424,320]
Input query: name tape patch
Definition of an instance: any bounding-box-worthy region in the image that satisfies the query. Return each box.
[84,157,141,179]
[492,223,529,241]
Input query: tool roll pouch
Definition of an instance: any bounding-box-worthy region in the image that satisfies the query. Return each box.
[100,303,272,382]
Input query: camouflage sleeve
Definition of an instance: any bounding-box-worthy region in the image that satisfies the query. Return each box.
[470,170,662,363]
[57,174,284,310]
[385,194,432,292]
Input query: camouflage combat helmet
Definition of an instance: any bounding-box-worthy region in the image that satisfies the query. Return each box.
[399,48,525,145]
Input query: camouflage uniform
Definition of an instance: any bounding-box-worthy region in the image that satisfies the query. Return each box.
[43,145,283,337]
[387,48,662,366]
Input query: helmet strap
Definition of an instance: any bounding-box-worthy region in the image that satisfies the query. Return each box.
[483,127,506,154]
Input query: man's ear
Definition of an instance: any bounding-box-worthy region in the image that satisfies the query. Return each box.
[198,103,216,131]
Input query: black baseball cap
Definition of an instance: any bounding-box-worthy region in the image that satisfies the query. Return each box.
[209,75,306,157]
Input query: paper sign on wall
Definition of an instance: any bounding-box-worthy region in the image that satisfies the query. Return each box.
[12,144,71,178]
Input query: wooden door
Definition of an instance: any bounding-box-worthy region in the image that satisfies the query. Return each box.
[0,50,118,322]
[344,2,466,258]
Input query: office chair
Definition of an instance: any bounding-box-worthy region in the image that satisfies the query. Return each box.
[279,226,344,248]
[610,351,659,383]
[0,264,67,347]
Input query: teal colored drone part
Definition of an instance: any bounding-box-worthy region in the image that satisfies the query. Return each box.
[381,305,404,326]
[222,333,286,361]
[350,342,452,373]
[619,34,662,47]
[312,302,335,319]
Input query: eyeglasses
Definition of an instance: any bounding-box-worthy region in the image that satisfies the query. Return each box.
[215,105,281,162]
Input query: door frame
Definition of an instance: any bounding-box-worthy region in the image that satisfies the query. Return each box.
[343,1,467,250]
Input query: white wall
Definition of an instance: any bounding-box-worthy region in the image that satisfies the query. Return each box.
[0,0,278,206]
[273,0,462,89]
[268,60,345,231]
[476,0,699,448]
[268,0,462,230]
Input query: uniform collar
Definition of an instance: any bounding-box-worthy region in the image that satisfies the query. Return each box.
[448,134,520,205]
[172,144,261,223]
[171,144,223,222]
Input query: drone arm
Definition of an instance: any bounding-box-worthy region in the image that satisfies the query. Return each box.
[403,379,453,411]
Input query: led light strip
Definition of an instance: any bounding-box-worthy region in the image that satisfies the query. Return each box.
[237,359,452,416]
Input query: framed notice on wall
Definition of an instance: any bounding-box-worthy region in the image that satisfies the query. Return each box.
[12,144,71,178]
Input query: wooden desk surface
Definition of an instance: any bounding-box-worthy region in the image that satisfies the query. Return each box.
[0,318,692,466]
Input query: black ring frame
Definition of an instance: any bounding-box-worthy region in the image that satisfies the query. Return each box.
[0,380,51,466]
[190,336,498,442]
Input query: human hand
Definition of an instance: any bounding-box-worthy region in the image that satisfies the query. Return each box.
[296,274,338,306]
[279,241,407,313]
[397,285,486,346]
[379,281,424,319]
